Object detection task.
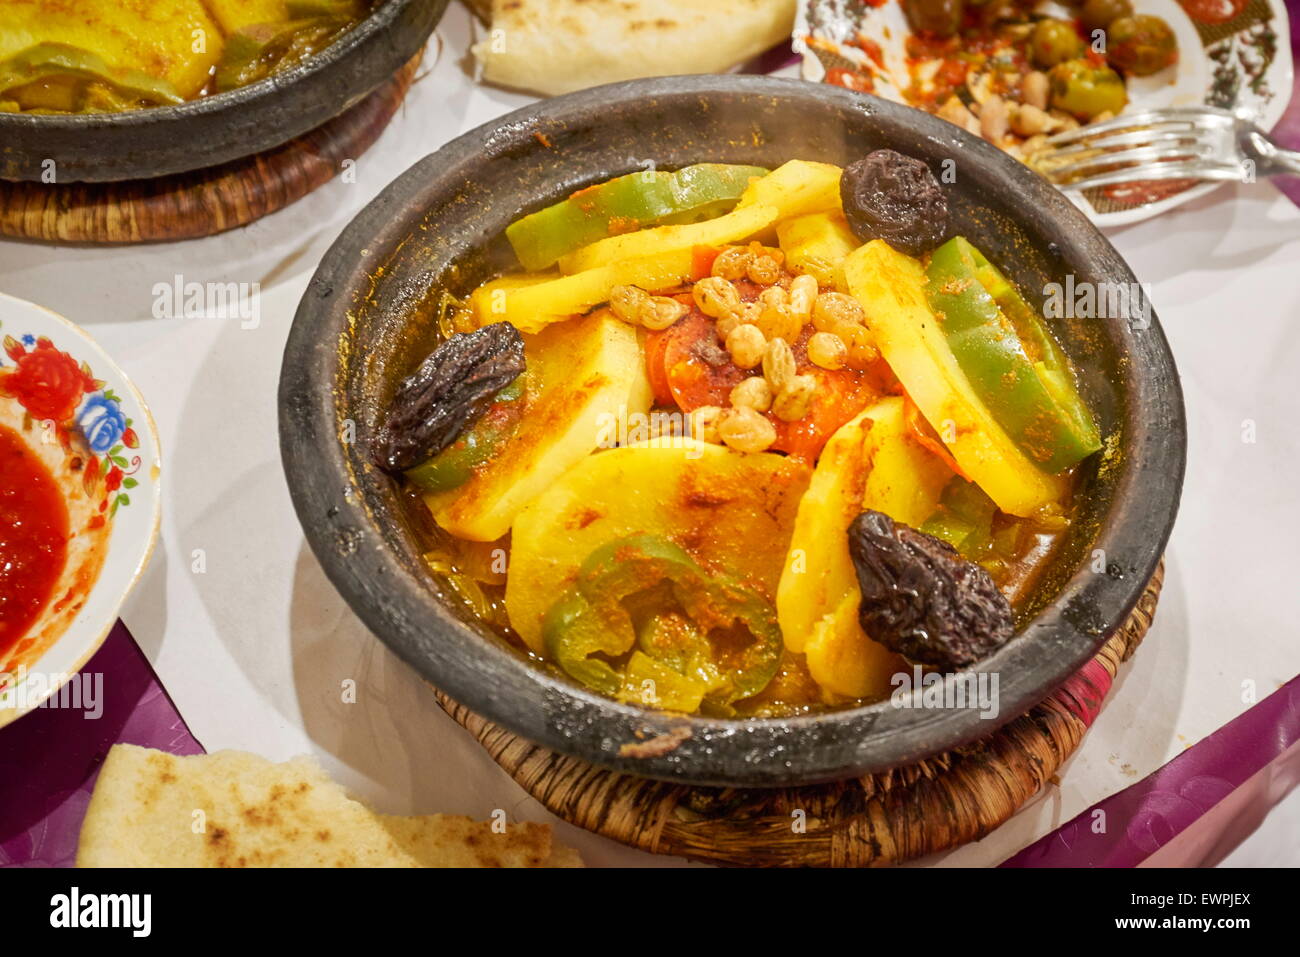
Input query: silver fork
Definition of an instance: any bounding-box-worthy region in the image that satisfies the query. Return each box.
[1026,106,1300,192]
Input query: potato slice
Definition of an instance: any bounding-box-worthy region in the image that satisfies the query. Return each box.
[0,0,222,99]
[506,441,810,655]
[557,204,778,274]
[860,396,952,526]
[805,593,906,700]
[471,249,697,333]
[845,240,1067,516]
[775,409,871,653]
[777,395,951,657]
[423,311,651,541]
[776,211,859,291]
[736,160,843,220]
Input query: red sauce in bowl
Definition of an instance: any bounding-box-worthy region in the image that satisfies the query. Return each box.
[0,423,70,658]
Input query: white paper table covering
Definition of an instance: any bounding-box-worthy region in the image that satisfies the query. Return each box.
[1,5,1296,867]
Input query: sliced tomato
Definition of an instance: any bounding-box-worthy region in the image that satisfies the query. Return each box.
[652,310,879,463]
[774,363,875,463]
[644,326,676,406]
[691,244,723,280]
[660,311,745,412]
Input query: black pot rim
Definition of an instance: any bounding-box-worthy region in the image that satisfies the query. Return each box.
[279,74,1186,788]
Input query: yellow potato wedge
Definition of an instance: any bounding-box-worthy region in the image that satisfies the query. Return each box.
[737,160,843,220]
[776,409,872,654]
[845,240,1067,516]
[776,211,860,291]
[470,249,697,333]
[557,204,778,274]
[805,593,907,700]
[506,441,810,655]
[423,311,652,541]
[0,0,222,99]
[776,395,951,656]
[860,396,953,526]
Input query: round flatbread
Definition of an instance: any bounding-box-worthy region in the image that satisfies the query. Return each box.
[472,0,796,96]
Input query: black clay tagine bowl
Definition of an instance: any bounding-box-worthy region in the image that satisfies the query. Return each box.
[279,75,1185,788]
[0,0,447,183]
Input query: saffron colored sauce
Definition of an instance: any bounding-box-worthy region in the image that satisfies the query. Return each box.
[0,423,69,658]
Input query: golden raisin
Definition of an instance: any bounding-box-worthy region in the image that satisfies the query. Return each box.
[788,274,818,322]
[725,323,766,369]
[812,291,864,333]
[762,338,796,393]
[691,405,724,444]
[693,277,740,318]
[718,406,777,453]
[610,284,651,323]
[640,296,688,331]
[730,376,774,412]
[711,246,752,281]
[747,255,782,286]
[773,374,817,422]
[807,331,847,371]
[838,323,879,367]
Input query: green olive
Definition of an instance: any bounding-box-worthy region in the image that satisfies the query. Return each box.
[1080,0,1133,32]
[1030,19,1086,68]
[1105,15,1178,76]
[903,0,966,37]
[1049,58,1128,119]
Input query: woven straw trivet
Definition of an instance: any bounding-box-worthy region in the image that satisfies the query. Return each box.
[437,562,1162,866]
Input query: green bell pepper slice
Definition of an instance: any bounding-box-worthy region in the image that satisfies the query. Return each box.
[404,377,524,493]
[925,237,1101,474]
[920,476,998,555]
[541,534,783,713]
[505,164,769,271]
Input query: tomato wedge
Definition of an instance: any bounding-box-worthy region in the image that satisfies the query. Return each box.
[647,305,878,463]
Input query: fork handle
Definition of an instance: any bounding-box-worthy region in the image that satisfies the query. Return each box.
[1243,129,1300,178]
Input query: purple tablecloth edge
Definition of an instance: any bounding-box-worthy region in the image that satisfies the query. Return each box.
[2,10,1298,870]
[1269,0,1300,204]
[0,621,205,868]
[1002,673,1300,867]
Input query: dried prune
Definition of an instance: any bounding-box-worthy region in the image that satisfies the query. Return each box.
[840,150,949,257]
[372,322,525,472]
[848,509,1013,669]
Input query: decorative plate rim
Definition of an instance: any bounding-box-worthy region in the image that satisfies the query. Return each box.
[0,292,162,730]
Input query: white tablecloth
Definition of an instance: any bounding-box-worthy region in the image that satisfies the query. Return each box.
[2,5,1297,866]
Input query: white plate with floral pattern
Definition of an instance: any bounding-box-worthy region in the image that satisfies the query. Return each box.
[0,293,161,729]
[796,0,1293,226]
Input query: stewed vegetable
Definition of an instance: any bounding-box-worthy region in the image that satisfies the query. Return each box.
[382,154,1100,717]
[0,0,374,114]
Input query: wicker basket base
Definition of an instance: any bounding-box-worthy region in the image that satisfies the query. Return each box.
[436,562,1163,867]
[0,53,423,244]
